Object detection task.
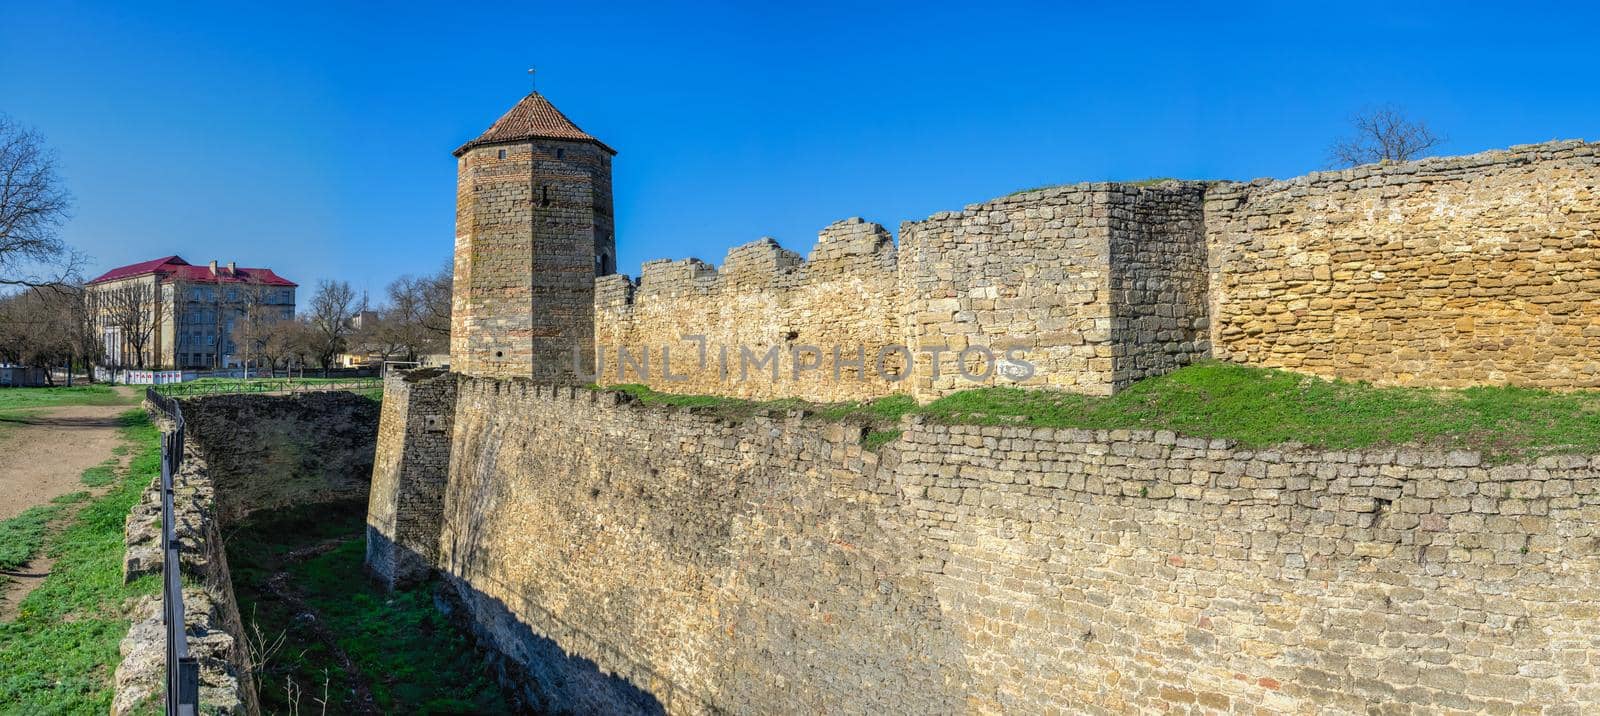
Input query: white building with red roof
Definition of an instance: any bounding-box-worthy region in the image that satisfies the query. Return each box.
[85,256,296,369]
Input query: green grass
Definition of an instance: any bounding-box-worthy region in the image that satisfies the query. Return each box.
[604,361,1600,462]
[0,385,133,413]
[0,410,162,712]
[229,503,512,713]
[861,429,903,451]
[78,459,119,488]
[153,377,382,399]
[0,385,139,443]
[0,492,90,574]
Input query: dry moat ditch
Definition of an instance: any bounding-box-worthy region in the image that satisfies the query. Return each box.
[227,499,514,713]
[147,392,519,714]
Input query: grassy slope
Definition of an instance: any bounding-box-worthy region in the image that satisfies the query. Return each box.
[611,361,1600,463]
[0,410,161,713]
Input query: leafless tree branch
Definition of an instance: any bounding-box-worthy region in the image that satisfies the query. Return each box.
[0,115,79,287]
[1328,105,1445,167]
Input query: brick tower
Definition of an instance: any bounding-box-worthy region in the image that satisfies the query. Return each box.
[450,92,616,381]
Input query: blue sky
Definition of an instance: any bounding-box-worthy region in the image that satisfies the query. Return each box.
[4,1,1597,301]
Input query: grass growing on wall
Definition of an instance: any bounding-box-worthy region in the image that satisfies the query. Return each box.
[604,361,1600,462]
[0,410,162,712]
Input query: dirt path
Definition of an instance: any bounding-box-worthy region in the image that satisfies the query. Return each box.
[0,389,141,618]
[0,400,136,522]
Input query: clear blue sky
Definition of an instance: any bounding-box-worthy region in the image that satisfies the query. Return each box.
[4,1,1597,301]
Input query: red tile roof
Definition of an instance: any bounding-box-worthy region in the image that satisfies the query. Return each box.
[85,256,297,287]
[453,92,616,156]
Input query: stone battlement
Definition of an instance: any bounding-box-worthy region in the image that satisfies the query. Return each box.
[595,219,903,402]
[588,140,1598,400]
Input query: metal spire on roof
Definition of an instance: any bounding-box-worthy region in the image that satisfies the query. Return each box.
[527,67,536,93]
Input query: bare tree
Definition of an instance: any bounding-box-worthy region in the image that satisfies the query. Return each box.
[306,279,359,376]
[418,260,452,342]
[0,285,85,383]
[92,282,158,368]
[359,263,452,363]
[1329,105,1444,167]
[258,319,297,377]
[0,116,81,287]
[57,285,100,382]
[229,279,283,376]
[279,316,321,375]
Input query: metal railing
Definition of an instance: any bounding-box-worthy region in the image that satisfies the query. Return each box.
[151,377,383,398]
[146,387,200,715]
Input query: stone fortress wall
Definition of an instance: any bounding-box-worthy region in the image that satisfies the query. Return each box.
[597,140,1600,399]
[119,393,381,716]
[595,218,902,403]
[377,374,1600,714]
[367,137,1600,713]
[1206,140,1600,388]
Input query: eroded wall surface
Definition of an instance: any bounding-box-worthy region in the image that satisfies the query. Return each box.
[597,183,1213,401]
[180,392,380,521]
[585,141,1600,399]
[1206,141,1600,388]
[367,370,457,588]
[898,185,1123,397]
[595,218,902,403]
[1109,182,1212,388]
[427,378,1600,714]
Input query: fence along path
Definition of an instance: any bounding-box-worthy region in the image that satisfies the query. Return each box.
[144,387,199,715]
[143,378,378,712]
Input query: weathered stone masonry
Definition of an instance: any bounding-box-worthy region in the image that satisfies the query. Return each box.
[1207,140,1600,388]
[595,218,902,403]
[403,91,1600,713]
[601,182,1214,400]
[374,376,1600,714]
[600,141,1599,399]
[118,394,381,715]
[366,369,457,589]
[451,92,616,383]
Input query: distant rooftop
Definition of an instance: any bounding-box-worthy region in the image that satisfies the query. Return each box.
[85,256,297,287]
[453,91,616,156]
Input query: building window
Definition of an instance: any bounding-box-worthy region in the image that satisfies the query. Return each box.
[498,149,507,159]
[540,185,550,207]
[556,148,565,160]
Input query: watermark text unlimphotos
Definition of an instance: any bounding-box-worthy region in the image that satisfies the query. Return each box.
[574,335,1037,385]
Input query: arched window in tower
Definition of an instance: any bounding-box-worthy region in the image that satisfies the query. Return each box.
[595,249,614,276]
[556,148,565,160]
[540,185,550,207]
